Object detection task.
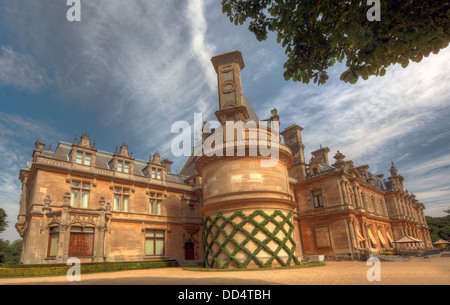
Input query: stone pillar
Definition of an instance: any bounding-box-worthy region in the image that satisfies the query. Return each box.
[347,219,357,249]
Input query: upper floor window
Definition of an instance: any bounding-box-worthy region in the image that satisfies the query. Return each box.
[71,181,90,208]
[149,192,163,215]
[117,160,130,173]
[312,190,324,208]
[75,151,91,166]
[151,168,162,179]
[113,186,130,212]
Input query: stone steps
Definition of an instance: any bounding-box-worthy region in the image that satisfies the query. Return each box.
[178,260,203,267]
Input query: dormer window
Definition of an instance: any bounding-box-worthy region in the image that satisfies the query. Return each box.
[117,160,130,173]
[157,169,161,179]
[75,151,91,166]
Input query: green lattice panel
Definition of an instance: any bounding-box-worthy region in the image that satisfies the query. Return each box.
[203,209,300,269]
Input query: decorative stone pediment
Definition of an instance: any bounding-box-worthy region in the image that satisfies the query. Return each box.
[70,214,98,227]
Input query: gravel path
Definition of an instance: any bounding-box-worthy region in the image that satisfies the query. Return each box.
[1,257,448,285]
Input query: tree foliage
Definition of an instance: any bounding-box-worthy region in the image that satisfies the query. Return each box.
[221,0,449,85]
[0,239,22,266]
[426,215,450,242]
[0,208,8,233]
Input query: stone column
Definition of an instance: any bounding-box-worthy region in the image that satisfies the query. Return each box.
[347,219,357,249]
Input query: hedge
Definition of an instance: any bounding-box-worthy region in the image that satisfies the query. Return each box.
[0,260,178,278]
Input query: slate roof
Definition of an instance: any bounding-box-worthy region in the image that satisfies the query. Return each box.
[40,142,189,186]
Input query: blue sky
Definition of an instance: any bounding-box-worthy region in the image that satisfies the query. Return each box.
[0,1,449,242]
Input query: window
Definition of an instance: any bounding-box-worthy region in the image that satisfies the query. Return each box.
[149,193,162,215]
[71,181,90,208]
[113,186,130,212]
[76,152,83,164]
[84,153,91,166]
[145,230,165,256]
[151,168,156,179]
[312,190,324,208]
[47,227,60,257]
[75,151,91,166]
[117,160,130,173]
[69,227,94,257]
[157,169,162,179]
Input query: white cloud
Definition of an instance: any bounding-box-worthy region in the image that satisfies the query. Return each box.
[0,46,48,93]
[0,112,64,242]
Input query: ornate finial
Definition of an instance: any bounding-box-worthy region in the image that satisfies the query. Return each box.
[43,195,52,206]
[390,161,398,176]
[74,135,78,144]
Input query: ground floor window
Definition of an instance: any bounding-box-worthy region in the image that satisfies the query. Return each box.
[145,230,165,256]
[69,227,94,257]
[47,227,60,257]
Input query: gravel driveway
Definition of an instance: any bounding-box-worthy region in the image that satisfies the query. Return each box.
[1,257,448,285]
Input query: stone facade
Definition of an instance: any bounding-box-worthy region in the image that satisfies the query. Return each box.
[16,51,431,266]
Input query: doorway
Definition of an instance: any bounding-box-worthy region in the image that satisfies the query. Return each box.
[184,242,195,260]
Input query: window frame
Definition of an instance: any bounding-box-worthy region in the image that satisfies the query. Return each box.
[312,189,324,208]
[113,186,131,212]
[47,227,60,258]
[117,160,130,173]
[70,180,91,208]
[68,226,95,257]
[149,192,162,215]
[144,230,165,257]
[75,151,91,166]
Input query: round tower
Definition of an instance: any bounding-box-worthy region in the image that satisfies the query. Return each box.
[197,51,301,269]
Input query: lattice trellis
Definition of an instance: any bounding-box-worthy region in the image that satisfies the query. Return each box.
[203,209,300,269]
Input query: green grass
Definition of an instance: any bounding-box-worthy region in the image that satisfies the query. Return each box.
[183,262,326,272]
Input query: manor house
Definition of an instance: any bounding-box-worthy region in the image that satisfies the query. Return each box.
[15,51,432,267]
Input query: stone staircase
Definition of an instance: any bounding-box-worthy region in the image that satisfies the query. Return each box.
[178,259,203,267]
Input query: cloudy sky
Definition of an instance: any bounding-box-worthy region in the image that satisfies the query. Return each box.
[0,1,449,242]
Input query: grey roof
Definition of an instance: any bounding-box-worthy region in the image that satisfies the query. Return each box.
[321,163,334,171]
[179,153,199,178]
[41,142,189,185]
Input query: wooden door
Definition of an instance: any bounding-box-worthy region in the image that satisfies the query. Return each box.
[185,242,195,260]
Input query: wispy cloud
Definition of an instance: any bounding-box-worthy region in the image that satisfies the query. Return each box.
[0,112,64,241]
[0,46,49,93]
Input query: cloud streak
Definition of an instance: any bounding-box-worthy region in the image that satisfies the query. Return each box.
[0,46,49,93]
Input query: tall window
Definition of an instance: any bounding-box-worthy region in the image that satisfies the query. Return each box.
[69,227,94,257]
[114,186,130,211]
[71,181,90,208]
[145,230,165,256]
[312,190,324,208]
[149,192,162,215]
[75,151,91,166]
[47,227,60,258]
[117,160,130,173]
[151,168,162,180]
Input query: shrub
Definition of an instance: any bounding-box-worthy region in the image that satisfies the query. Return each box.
[0,260,178,278]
